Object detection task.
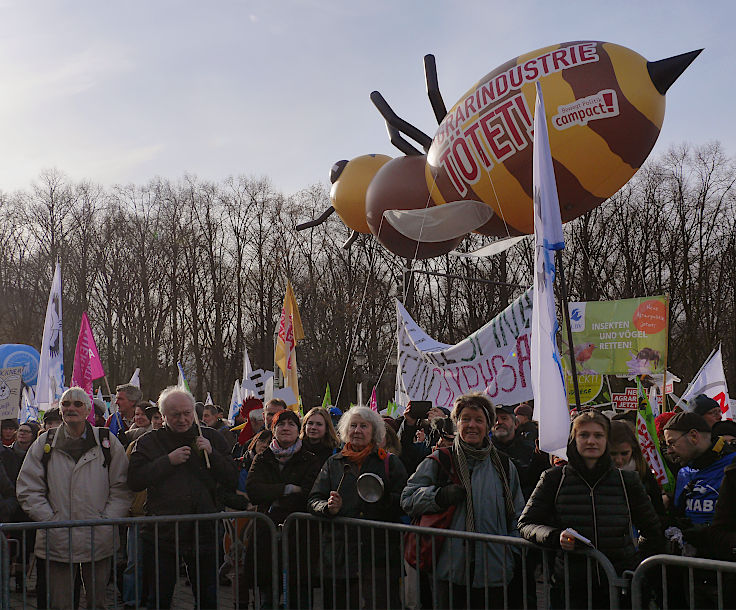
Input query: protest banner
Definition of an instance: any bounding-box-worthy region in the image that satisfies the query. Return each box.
[612,387,638,410]
[563,370,603,405]
[397,288,534,410]
[0,366,24,420]
[565,296,668,376]
[636,377,674,492]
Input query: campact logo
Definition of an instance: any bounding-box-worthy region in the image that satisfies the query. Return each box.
[569,303,585,332]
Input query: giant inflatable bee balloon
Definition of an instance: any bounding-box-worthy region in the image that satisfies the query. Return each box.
[298,41,701,259]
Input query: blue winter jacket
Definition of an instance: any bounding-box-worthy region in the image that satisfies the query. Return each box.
[674,439,736,524]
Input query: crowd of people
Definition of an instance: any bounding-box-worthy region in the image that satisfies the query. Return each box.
[0,384,734,609]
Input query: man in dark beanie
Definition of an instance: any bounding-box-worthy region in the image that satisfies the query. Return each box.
[691,394,723,428]
[514,402,538,442]
[664,412,736,526]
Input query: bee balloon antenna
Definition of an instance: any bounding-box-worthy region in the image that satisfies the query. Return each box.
[424,54,447,124]
[385,123,422,156]
[370,91,432,154]
[343,230,359,249]
[296,205,335,231]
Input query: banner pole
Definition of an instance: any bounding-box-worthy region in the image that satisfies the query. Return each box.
[103,376,113,398]
[555,251,581,408]
[662,294,669,411]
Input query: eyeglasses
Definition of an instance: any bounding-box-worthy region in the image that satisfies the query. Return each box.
[61,400,86,408]
[665,432,688,449]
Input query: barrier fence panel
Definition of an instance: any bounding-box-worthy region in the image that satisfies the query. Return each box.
[631,554,736,610]
[0,511,278,610]
[15,511,734,609]
[281,512,623,610]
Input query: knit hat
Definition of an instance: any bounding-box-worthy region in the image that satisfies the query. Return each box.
[663,411,711,434]
[271,409,300,429]
[654,411,677,436]
[692,394,721,417]
[712,420,736,438]
[514,403,533,419]
[21,421,41,438]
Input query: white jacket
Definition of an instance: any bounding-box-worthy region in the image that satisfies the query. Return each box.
[16,424,133,562]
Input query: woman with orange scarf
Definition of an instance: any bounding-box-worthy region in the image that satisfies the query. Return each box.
[309,406,408,609]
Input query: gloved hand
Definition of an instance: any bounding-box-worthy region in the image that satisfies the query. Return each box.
[283,484,302,496]
[435,484,466,509]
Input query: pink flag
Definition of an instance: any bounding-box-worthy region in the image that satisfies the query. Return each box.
[369,386,378,413]
[81,312,105,380]
[72,312,97,424]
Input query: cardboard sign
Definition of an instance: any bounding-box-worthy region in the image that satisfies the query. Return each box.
[0,367,24,420]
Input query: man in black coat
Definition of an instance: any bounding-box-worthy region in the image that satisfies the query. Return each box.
[491,405,549,501]
[128,387,238,610]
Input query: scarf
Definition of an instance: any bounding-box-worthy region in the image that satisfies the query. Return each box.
[270,438,302,464]
[454,435,515,533]
[56,423,97,463]
[341,442,374,468]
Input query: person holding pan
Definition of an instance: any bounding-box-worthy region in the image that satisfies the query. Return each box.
[308,405,408,610]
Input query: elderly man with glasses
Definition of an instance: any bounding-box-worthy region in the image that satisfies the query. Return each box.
[16,386,132,610]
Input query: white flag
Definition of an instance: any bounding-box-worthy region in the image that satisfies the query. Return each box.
[20,387,39,423]
[241,349,256,399]
[681,346,733,421]
[243,347,253,385]
[36,262,64,408]
[530,82,569,456]
[228,380,242,422]
[205,392,214,406]
[128,368,141,388]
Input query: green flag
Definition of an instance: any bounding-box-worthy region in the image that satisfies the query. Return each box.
[636,376,675,493]
[387,400,400,417]
[321,382,332,409]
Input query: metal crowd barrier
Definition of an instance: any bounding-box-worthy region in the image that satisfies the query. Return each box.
[631,554,736,610]
[9,510,734,609]
[281,512,624,610]
[0,511,278,610]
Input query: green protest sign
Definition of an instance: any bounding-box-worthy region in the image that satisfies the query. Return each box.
[562,367,604,405]
[564,296,668,376]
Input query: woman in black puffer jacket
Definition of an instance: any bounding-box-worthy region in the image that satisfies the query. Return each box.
[244,410,321,608]
[518,411,664,609]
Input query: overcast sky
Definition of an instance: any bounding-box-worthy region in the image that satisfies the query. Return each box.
[0,0,730,196]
